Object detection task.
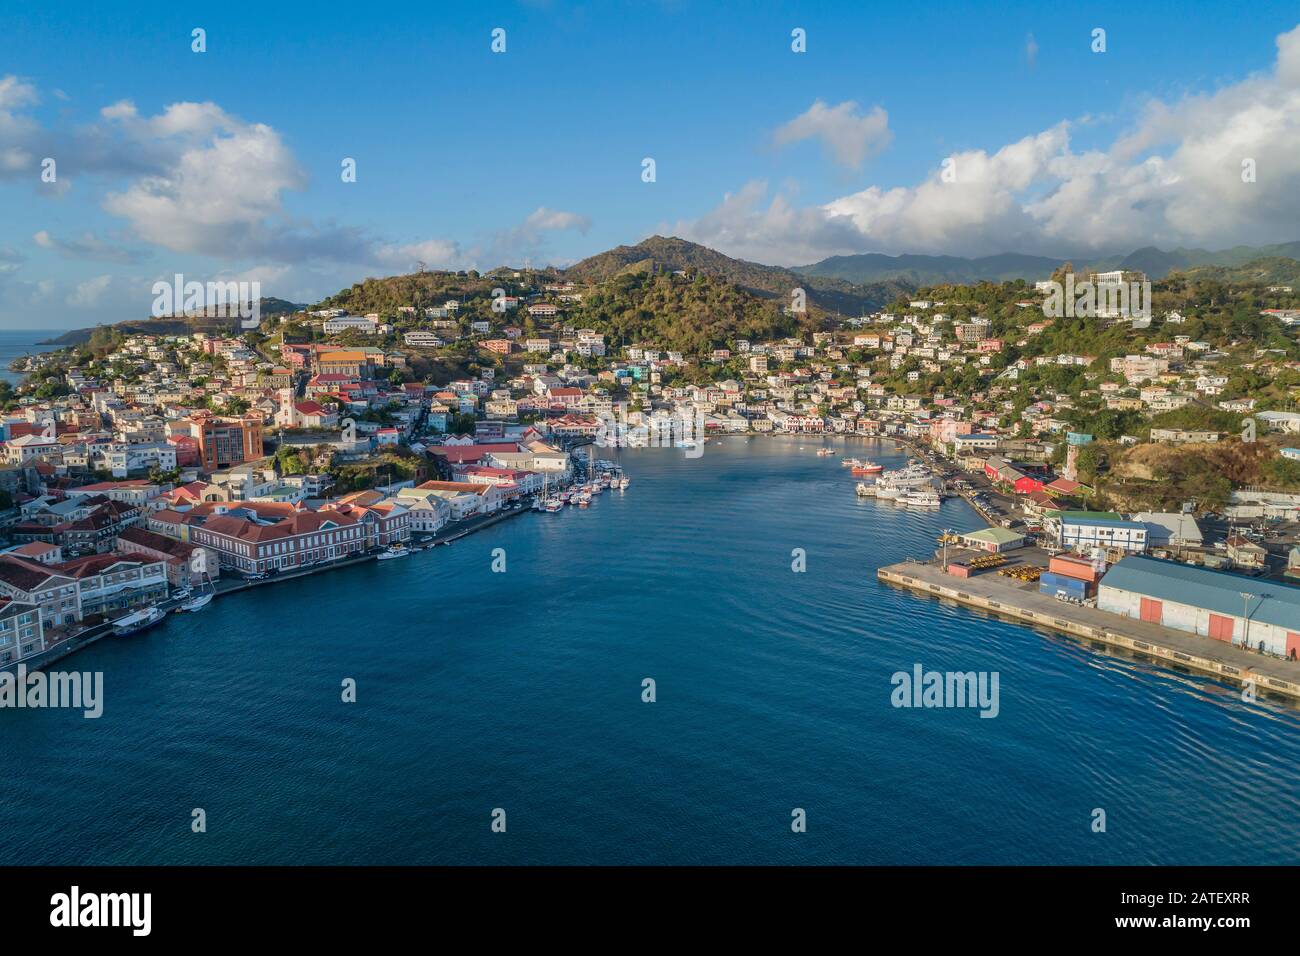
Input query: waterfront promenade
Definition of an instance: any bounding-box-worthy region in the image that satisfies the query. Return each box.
[880,559,1300,703]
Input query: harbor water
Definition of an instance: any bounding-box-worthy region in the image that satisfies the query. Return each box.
[2,436,1298,864]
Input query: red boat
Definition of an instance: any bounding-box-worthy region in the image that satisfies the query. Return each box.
[851,460,884,476]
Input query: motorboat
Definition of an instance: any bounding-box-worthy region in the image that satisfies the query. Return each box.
[113,606,167,637]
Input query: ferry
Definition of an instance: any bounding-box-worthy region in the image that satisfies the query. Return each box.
[113,606,167,637]
[377,545,409,560]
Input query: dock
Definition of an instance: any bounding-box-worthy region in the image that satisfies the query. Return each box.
[878,559,1300,704]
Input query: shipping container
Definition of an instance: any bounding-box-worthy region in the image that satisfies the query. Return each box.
[1039,571,1092,599]
[1049,554,1100,583]
[946,562,972,578]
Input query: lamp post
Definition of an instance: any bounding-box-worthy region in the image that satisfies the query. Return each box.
[1239,591,1252,650]
[942,528,953,570]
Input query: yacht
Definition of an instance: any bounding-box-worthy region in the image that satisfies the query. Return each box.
[113,606,167,637]
[899,489,942,508]
[817,448,835,457]
[377,545,409,560]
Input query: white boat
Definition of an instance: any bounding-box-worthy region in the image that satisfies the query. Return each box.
[377,545,409,560]
[899,489,942,508]
[874,484,901,500]
[816,448,835,457]
[114,606,167,637]
[544,498,563,513]
[179,593,213,612]
[617,476,630,490]
[855,482,874,497]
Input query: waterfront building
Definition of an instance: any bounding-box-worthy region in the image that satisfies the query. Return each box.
[0,557,82,628]
[187,506,398,575]
[399,481,500,519]
[57,553,170,616]
[1098,556,1300,658]
[1056,512,1148,554]
[0,599,44,666]
[116,526,220,588]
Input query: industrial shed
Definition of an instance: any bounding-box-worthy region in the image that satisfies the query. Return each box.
[1097,556,1300,659]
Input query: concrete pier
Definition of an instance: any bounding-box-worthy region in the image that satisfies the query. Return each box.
[879,559,1300,704]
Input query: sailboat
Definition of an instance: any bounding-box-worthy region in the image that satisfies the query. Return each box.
[177,570,215,612]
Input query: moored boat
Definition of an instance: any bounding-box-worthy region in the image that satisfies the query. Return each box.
[113,605,167,637]
[377,545,409,560]
[178,593,213,612]
[899,489,942,508]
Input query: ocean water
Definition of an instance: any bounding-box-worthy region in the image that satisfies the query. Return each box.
[0,329,61,386]
[2,437,1298,865]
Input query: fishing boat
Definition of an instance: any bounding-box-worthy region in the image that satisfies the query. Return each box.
[850,460,883,476]
[617,475,630,490]
[841,457,862,468]
[377,545,409,560]
[816,448,835,457]
[544,498,563,513]
[855,482,874,497]
[113,605,167,637]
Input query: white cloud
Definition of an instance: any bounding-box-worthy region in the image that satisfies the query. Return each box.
[33,229,148,263]
[0,76,37,111]
[679,22,1300,263]
[773,100,892,170]
[67,274,113,307]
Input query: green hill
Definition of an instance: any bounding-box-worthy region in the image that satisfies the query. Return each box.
[565,236,907,315]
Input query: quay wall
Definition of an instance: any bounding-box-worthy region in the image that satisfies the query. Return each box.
[878,561,1300,704]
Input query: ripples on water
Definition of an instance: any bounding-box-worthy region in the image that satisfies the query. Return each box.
[2,436,1297,865]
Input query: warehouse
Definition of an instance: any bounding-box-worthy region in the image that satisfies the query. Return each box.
[958,527,1026,553]
[1097,556,1300,659]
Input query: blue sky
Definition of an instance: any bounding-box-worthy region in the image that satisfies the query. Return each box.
[3,0,1300,328]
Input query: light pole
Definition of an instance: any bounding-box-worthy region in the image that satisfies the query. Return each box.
[942,528,953,570]
[1240,591,1252,650]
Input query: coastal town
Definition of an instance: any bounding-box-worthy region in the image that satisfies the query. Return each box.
[1,254,1299,694]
